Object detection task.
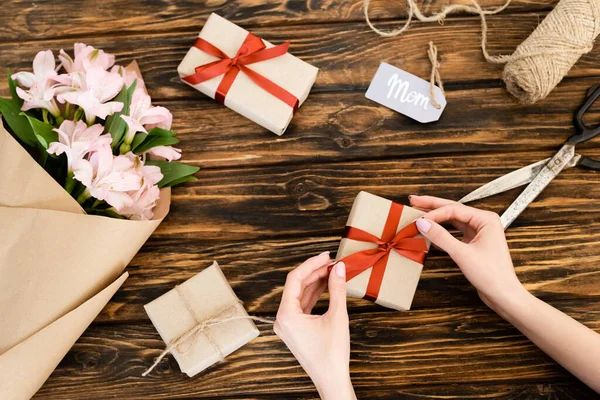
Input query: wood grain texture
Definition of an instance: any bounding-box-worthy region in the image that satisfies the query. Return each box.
[34,301,600,399]
[3,0,600,398]
[0,0,557,41]
[1,14,600,103]
[146,77,597,169]
[149,150,600,242]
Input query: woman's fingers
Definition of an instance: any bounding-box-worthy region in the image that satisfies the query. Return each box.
[409,195,456,210]
[301,278,328,313]
[280,252,332,314]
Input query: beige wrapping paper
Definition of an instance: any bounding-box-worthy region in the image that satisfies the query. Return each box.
[0,63,171,399]
[336,191,430,311]
[178,13,319,136]
[144,261,259,377]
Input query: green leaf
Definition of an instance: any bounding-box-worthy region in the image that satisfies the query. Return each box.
[146,160,200,188]
[22,113,58,149]
[133,136,179,154]
[147,127,177,137]
[0,98,37,147]
[104,79,137,149]
[7,69,23,106]
[131,127,180,154]
[130,132,148,152]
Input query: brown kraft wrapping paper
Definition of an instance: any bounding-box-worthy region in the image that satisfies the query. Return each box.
[0,63,171,400]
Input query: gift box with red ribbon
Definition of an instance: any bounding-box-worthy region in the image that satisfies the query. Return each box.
[336,191,431,311]
[177,13,319,136]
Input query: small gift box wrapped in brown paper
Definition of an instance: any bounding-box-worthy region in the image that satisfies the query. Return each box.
[177,13,319,136]
[336,192,431,311]
[144,261,260,377]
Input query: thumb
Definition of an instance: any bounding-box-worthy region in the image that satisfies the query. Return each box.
[327,261,348,317]
[416,218,465,259]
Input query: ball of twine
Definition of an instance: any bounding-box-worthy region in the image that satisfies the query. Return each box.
[364,0,600,104]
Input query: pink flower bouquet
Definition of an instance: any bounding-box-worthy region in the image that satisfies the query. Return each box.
[0,44,198,398]
[1,43,198,219]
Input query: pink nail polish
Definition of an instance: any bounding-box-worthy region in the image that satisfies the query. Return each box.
[335,262,346,278]
[416,218,432,233]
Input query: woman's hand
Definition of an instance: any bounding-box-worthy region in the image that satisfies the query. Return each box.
[409,195,526,313]
[275,252,356,400]
[410,195,600,392]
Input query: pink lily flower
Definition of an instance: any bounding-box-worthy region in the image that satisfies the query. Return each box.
[76,145,142,211]
[58,67,124,124]
[12,50,61,116]
[121,88,173,143]
[111,65,144,89]
[47,120,112,178]
[12,50,57,88]
[148,145,182,162]
[118,155,163,220]
[58,43,115,73]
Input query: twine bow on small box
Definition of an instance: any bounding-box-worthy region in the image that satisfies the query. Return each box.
[142,286,274,376]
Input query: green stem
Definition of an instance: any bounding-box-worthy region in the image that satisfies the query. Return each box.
[73,107,83,122]
[64,103,71,119]
[91,199,102,209]
[42,109,50,124]
[76,190,91,205]
[64,172,76,194]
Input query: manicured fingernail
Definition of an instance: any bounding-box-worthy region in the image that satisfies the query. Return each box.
[416,218,431,233]
[335,262,346,278]
[319,251,330,257]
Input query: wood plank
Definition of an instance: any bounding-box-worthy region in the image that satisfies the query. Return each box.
[150,150,600,242]
[1,14,599,102]
[34,381,600,400]
[155,77,595,169]
[34,301,600,399]
[0,0,557,42]
[99,216,600,322]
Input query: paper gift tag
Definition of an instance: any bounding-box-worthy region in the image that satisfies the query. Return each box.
[365,62,446,123]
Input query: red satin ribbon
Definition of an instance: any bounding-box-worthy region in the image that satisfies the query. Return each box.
[340,202,429,302]
[182,34,299,112]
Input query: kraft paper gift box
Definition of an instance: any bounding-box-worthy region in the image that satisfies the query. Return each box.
[144,261,260,377]
[0,62,171,400]
[177,13,319,136]
[336,191,431,311]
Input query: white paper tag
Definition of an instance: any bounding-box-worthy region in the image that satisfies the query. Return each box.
[365,62,446,123]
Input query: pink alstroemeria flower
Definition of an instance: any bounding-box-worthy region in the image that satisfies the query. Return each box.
[111,65,144,89]
[12,50,61,116]
[119,155,163,220]
[59,43,115,73]
[47,120,112,179]
[58,67,124,124]
[121,88,173,144]
[148,145,182,162]
[76,145,142,211]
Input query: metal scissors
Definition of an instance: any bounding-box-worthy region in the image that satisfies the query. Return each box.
[459,84,600,230]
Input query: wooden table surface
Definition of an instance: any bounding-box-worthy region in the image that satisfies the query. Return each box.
[2,0,600,398]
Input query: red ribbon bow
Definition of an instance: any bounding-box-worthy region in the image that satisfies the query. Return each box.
[182,34,299,111]
[340,202,429,302]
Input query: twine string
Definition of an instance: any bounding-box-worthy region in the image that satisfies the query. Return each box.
[427,41,444,109]
[363,0,600,104]
[142,286,274,377]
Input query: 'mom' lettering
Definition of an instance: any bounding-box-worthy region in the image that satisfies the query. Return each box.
[386,74,429,110]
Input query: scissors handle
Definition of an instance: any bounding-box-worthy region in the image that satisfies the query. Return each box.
[578,155,600,171]
[570,84,600,145]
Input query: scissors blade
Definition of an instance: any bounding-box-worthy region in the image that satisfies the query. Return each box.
[500,144,576,230]
[459,153,582,204]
